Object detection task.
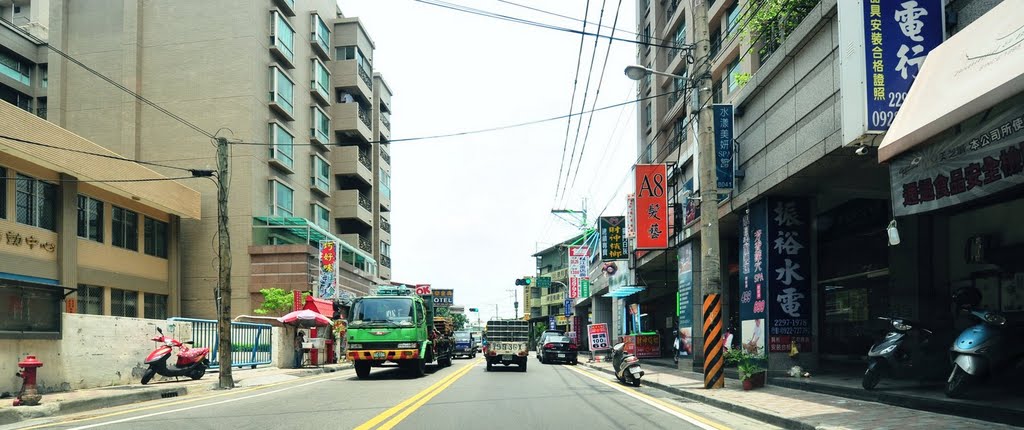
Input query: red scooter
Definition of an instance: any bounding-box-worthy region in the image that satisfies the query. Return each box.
[141,327,210,385]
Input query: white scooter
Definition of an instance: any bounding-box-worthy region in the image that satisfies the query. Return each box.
[612,343,644,387]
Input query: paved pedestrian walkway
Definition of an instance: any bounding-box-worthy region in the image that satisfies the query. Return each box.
[583,360,1016,430]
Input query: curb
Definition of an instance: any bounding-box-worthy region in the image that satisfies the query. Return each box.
[583,363,815,430]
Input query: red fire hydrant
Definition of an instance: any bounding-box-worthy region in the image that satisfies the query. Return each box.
[14,355,43,406]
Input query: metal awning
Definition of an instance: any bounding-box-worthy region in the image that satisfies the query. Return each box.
[603,286,646,298]
[878,1,1024,163]
[253,216,377,274]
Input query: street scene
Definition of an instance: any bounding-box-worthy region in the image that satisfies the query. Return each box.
[2,0,1024,428]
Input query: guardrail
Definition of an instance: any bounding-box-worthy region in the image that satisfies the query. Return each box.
[169,318,273,369]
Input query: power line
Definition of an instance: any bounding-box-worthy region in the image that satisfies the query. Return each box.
[494,0,674,46]
[4,21,215,139]
[414,0,694,51]
[0,135,211,176]
[554,0,592,205]
[230,90,679,147]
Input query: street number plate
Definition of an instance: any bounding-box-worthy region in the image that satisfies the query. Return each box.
[502,354,513,360]
[629,367,642,375]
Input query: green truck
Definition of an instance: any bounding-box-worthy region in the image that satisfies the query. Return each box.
[346,286,454,378]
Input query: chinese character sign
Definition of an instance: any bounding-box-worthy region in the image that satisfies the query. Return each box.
[599,216,629,260]
[432,289,454,307]
[677,241,694,332]
[861,0,943,132]
[588,323,611,351]
[625,194,636,239]
[318,240,338,299]
[568,246,590,278]
[568,277,581,299]
[634,164,669,249]
[766,198,812,353]
[890,106,1024,216]
[713,104,735,189]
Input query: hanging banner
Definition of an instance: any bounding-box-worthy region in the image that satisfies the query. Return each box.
[317,240,338,299]
[572,316,582,344]
[676,241,694,357]
[739,200,768,354]
[568,277,580,299]
[625,194,636,239]
[634,164,669,249]
[588,323,611,351]
[713,104,735,189]
[549,315,556,330]
[599,216,628,260]
[568,246,590,278]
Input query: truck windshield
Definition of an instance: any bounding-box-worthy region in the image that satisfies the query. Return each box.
[455,332,470,340]
[351,298,414,326]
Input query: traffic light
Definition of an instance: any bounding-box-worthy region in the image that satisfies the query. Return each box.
[514,277,532,286]
[468,307,479,312]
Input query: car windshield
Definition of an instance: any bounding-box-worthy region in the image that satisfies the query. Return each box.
[350,298,414,326]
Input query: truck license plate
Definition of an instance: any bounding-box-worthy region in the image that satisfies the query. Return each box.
[502,354,513,360]
[373,352,386,360]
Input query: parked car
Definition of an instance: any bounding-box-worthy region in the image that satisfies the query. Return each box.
[538,335,578,365]
[535,329,565,358]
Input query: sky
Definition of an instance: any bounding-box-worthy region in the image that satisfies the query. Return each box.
[336,0,640,322]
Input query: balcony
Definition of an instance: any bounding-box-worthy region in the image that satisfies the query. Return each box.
[380,216,391,233]
[380,113,390,139]
[380,255,391,268]
[380,148,391,166]
[339,234,372,254]
[273,0,296,16]
[331,60,372,104]
[332,102,372,144]
[332,189,373,228]
[331,145,373,186]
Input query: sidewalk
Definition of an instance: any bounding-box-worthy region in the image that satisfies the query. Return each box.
[0,363,351,426]
[582,360,1017,430]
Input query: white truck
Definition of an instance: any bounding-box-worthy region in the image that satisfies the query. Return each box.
[484,319,529,372]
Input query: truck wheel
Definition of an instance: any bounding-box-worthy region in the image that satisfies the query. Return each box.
[412,359,427,377]
[439,356,452,367]
[520,361,528,372]
[355,362,371,379]
[471,353,476,359]
[486,361,492,371]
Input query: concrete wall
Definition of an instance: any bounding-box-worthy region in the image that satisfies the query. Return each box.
[0,314,193,396]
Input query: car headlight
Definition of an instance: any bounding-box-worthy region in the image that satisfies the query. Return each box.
[348,343,363,349]
[397,342,418,349]
[984,313,1007,326]
[879,345,897,355]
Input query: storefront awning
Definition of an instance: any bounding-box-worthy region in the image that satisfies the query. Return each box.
[603,286,645,298]
[878,1,1024,163]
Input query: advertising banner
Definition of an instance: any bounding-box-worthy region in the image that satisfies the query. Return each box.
[599,216,628,260]
[634,164,669,249]
[568,277,580,299]
[556,315,569,326]
[635,334,661,358]
[568,246,590,278]
[432,289,454,307]
[572,316,582,344]
[580,279,590,298]
[588,323,611,351]
[739,200,768,353]
[317,240,338,299]
[677,241,694,357]
[713,104,735,189]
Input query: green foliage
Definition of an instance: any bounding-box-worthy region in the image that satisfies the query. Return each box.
[451,313,468,331]
[254,288,309,315]
[734,72,752,88]
[725,347,767,381]
[739,0,822,61]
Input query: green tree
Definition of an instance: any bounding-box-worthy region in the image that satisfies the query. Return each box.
[451,313,468,331]
[254,288,309,315]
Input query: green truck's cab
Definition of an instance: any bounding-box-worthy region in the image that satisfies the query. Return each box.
[347,286,453,378]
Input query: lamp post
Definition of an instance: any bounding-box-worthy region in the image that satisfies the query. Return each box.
[625,49,723,389]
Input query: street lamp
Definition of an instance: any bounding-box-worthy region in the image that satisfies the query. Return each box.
[623,64,688,81]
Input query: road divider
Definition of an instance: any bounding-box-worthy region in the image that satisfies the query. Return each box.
[355,359,479,430]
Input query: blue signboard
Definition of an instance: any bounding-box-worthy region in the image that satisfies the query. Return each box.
[713,104,734,189]
[549,315,556,330]
[765,198,812,354]
[564,298,573,316]
[739,200,768,323]
[861,0,943,132]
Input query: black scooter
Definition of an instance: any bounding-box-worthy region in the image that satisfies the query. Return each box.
[863,316,949,390]
[612,343,644,387]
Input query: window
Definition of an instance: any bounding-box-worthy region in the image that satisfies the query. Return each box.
[727,56,742,92]
[335,46,372,88]
[15,174,57,231]
[110,288,138,318]
[77,195,103,242]
[673,21,687,57]
[713,78,723,103]
[312,58,330,100]
[112,206,139,251]
[145,293,168,320]
[311,106,330,144]
[312,14,330,55]
[0,281,62,338]
[272,180,294,216]
[710,28,722,57]
[379,168,391,200]
[380,241,390,257]
[312,155,330,193]
[643,103,652,129]
[270,123,294,168]
[270,67,295,115]
[644,62,653,91]
[271,11,295,62]
[0,166,6,219]
[0,50,31,85]
[144,217,168,258]
[40,66,47,89]
[642,24,651,46]
[77,284,103,315]
[726,1,741,34]
[312,204,330,230]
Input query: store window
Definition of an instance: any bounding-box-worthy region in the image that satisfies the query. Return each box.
[145,293,168,320]
[0,280,62,338]
[112,206,139,251]
[77,284,104,315]
[77,195,104,242]
[15,173,57,231]
[110,288,138,317]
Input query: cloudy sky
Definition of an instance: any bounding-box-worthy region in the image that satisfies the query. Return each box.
[336,0,640,322]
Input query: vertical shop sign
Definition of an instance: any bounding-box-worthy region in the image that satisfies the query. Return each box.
[317,240,338,299]
[713,104,735,189]
[634,164,669,249]
[625,194,636,239]
[599,216,628,260]
[739,200,768,353]
[677,241,694,356]
[568,245,590,299]
[549,315,556,330]
[588,323,611,351]
[766,198,812,353]
[564,298,573,316]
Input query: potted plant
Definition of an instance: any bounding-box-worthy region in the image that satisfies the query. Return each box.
[725,347,767,390]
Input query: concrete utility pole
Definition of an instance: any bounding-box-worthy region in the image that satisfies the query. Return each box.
[215,136,234,389]
[693,0,724,389]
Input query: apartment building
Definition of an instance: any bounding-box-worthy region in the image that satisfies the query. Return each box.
[46,0,394,317]
[0,1,47,121]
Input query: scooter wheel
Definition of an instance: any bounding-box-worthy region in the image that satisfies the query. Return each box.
[945,366,972,398]
[631,376,641,387]
[862,364,882,390]
[191,366,206,380]
[141,368,156,385]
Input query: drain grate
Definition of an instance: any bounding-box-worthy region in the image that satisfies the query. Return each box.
[161,391,179,399]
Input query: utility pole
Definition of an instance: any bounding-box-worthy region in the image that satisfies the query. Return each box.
[693,1,724,390]
[215,136,234,389]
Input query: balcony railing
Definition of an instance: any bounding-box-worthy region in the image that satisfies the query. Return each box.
[36,107,47,119]
[358,148,371,169]
[665,0,679,22]
[358,235,372,253]
[358,192,371,211]
[380,149,391,165]
[380,255,391,268]
[381,114,390,130]
[381,217,391,233]
[357,65,373,90]
[357,107,371,129]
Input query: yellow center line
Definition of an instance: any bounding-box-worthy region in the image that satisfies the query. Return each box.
[565,365,732,430]
[376,361,478,430]
[355,359,480,430]
[19,369,354,430]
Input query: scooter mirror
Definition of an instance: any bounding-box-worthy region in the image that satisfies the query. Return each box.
[156,327,163,334]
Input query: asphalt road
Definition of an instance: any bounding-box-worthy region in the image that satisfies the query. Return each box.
[9,356,775,430]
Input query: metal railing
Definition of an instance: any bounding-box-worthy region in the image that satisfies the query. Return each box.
[380,149,391,164]
[665,0,679,22]
[168,318,273,369]
[381,114,390,130]
[357,107,371,129]
[381,217,391,233]
[358,235,372,253]
[358,148,371,169]
[380,255,391,268]
[358,192,371,211]
[357,65,373,89]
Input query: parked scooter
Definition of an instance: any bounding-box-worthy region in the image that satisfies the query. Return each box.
[862,316,950,390]
[611,342,644,387]
[141,327,210,385]
[945,303,1024,398]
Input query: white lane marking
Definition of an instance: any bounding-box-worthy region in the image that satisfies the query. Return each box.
[567,366,726,430]
[67,372,352,430]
